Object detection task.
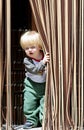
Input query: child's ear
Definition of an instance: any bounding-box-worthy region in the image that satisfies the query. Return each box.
[39,46,42,50]
[40,48,43,51]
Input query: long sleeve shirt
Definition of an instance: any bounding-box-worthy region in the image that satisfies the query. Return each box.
[24,57,46,83]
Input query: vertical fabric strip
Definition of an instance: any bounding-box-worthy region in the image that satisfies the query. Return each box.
[5,0,11,129]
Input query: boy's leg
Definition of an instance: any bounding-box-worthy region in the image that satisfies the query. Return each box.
[39,96,45,125]
[23,78,39,127]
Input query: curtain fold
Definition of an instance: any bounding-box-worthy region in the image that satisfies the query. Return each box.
[0,0,12,129]
[0,0,3,129]
[5,0,12,129]
[29,0,84,130]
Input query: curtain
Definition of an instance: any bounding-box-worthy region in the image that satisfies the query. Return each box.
[5,0,12,129]
[0,0,3,129]
[0,0,11,130]
[29,0,84,130]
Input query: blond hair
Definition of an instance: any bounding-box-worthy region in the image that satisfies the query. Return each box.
[20,31,45,51]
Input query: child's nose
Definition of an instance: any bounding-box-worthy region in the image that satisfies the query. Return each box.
[29,48,32,51]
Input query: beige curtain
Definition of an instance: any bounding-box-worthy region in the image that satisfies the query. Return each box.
[0,0,84,130]
[5,0,12,129]
[0,0,3,129]
[29,0,84,130]
[0,0,11,130]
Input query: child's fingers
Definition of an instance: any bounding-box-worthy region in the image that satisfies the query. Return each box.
[46,52,49,55]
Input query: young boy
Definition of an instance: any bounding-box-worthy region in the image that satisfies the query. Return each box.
[20,31,50,129]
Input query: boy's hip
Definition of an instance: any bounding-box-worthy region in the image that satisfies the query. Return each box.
[23,77,46,96]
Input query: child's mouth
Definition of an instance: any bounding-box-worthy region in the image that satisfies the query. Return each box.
[29,52,33,55]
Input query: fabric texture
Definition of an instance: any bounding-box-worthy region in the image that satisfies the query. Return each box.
[29,0,84,130]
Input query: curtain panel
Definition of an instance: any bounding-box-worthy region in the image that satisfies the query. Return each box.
[0,0,3,129]
[0,0,11,130]
[29,0,84,130]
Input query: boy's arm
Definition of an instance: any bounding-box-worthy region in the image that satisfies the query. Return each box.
[24,57,46,74]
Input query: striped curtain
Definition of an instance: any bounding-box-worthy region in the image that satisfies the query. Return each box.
[29,0,84,130]
[5,0,12,129]
[0,0,11,130]
[0,0,3,129]
[0,0,84,130]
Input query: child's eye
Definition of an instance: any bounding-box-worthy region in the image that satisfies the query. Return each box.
[31,46,36,49]
[25,46,36,50]
[25,47,29,50]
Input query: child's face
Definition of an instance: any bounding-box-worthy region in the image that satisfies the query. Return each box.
[25,45,41,59]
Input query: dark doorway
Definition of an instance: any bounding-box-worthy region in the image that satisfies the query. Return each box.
[2,0,32,125]
[11,0,32,125]
[11,0,31,30]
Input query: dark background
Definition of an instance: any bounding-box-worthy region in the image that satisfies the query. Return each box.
[2,0,32,125]
[11,0,31,30]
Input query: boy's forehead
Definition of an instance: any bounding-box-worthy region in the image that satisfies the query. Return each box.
[25,44,37,48]
[24,41,42,49]
[27,43,37,46]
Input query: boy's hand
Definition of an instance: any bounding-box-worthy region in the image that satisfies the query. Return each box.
[43,52,50,65]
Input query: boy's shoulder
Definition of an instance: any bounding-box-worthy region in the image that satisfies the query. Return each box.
[23,57,33,64]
